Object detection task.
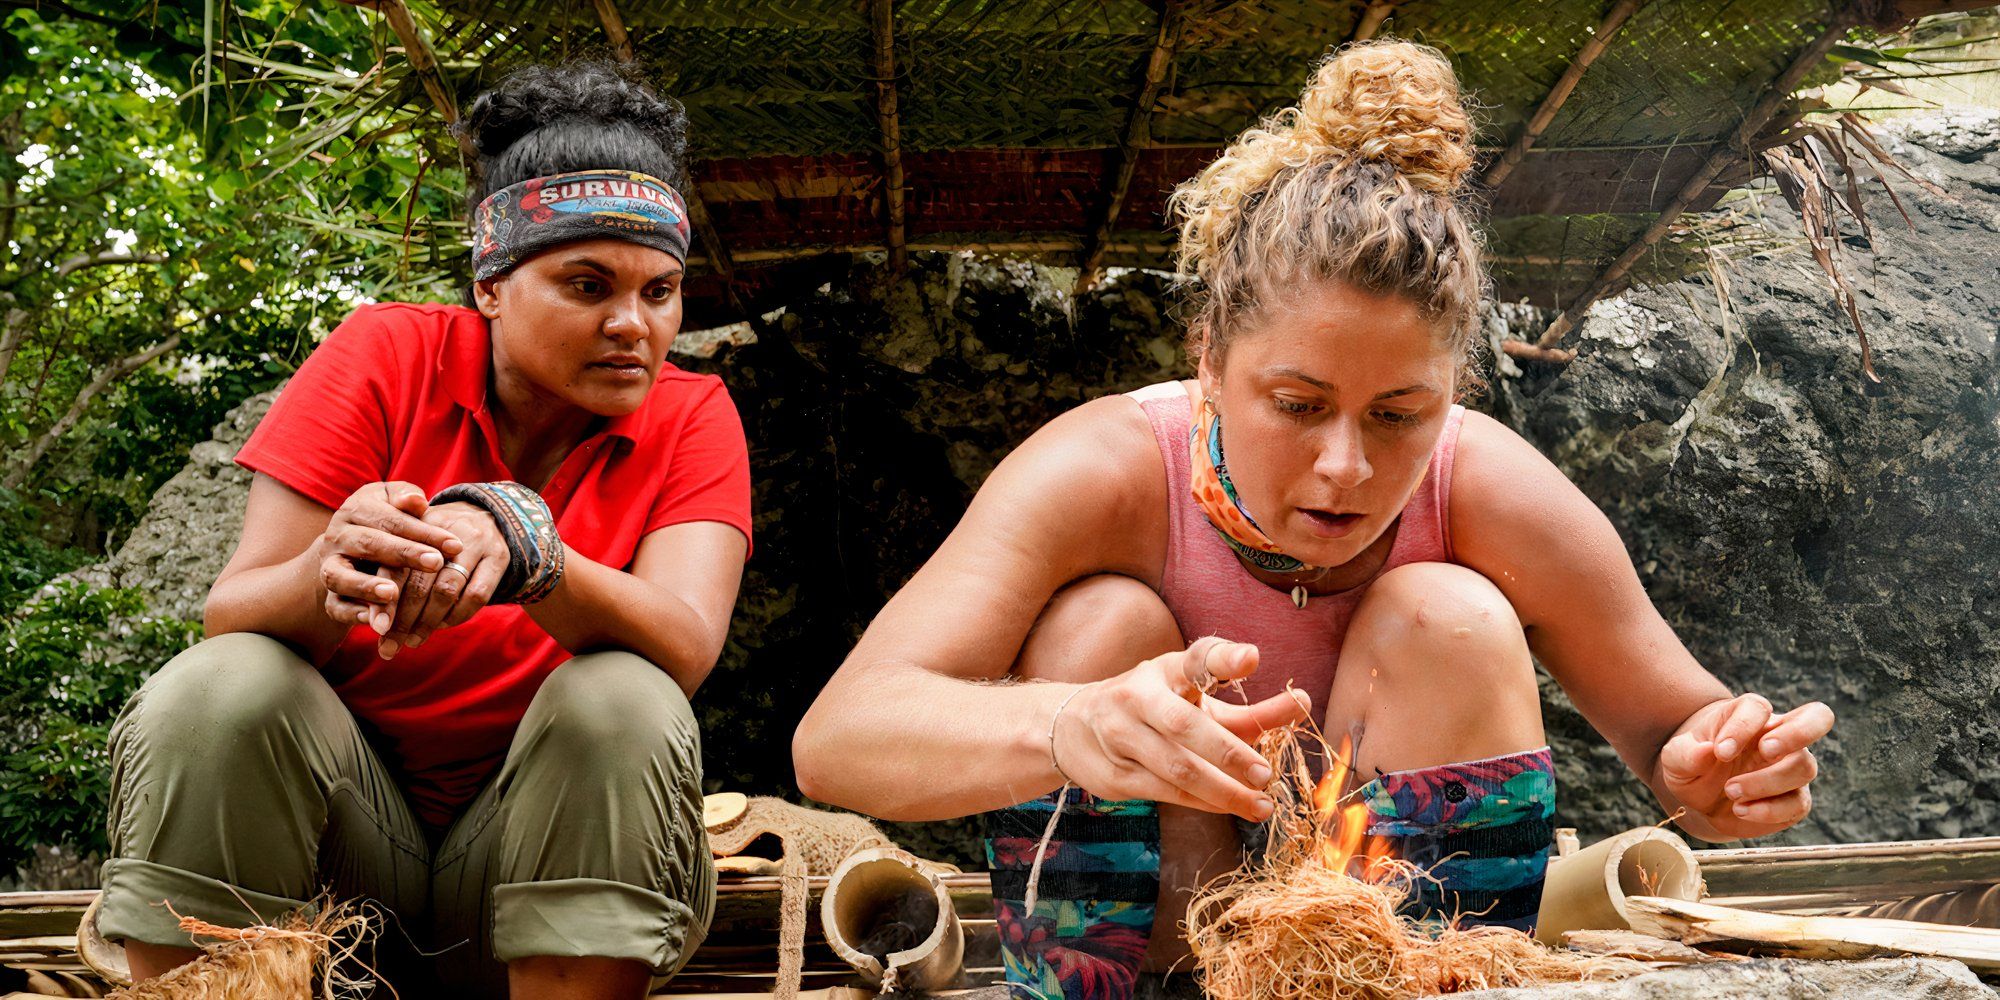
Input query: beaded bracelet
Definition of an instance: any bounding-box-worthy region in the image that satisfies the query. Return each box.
[429,481,565,605]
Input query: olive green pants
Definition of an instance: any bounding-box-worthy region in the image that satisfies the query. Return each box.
[98,633,716,995]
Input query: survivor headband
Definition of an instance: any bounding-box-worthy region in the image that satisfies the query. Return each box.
[471,169,691,280]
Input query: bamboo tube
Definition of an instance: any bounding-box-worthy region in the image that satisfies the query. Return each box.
[1535,828,1703,946]
[820,847,965,993]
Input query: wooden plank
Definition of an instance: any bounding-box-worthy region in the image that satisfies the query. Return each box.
[0,905,86,939]
[1625,895,2000,971]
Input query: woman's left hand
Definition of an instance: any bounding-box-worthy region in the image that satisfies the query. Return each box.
[369,501,511,658]
[1658,693,1834,840]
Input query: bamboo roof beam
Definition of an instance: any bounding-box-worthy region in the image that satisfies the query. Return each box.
[1074,0,1185,297]
[1482,0,1651,191]
[868,0,907,274]
[589,0,635,63]
[1351,2,1397,42]
[586,0,744,313]
[1515,4,1863,356]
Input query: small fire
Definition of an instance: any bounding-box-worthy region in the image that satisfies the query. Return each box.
[1312,732,1395,880]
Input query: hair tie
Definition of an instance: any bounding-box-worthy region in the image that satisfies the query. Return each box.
[471,169,690,280]
[430,482,565,604]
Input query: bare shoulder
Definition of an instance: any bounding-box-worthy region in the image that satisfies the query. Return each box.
[1449,409,1630,604]
[965,388,1170,579]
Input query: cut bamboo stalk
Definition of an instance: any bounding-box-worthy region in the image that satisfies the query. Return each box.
[1520,6,1863,352]
[1624,894,2000,971]
[588,0,634,63]
[820,847,965,993]
[867,0,907,274]
[1536,827,1703,947]
[1698,836,2000,904]
[1483,0,1650,190]
[1074,0,1185,295]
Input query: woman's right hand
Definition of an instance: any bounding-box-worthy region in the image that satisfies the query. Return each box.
[1051,636,1310,822]
[314,481,465,630]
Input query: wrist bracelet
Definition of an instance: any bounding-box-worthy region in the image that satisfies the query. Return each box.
[1047,685,1088,784]
[430,481,565,605]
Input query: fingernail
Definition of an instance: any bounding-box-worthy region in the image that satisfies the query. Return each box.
[1249,764,1272,786]
[1252,797,1273,821]
[407,635,423,648]
[376,583,395,600]
[1762,738,1781,756]
[1726,783,1743,799]
[1717,739,1739,759]
[381,639,400,658]
[421,552,442,571]
[372,613,388,634]
[1734,803,1750,817]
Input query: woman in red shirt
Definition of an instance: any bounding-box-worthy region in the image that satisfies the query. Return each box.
[96,63,750,999]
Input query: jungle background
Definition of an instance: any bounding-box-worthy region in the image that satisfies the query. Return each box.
[1,0,1998,886]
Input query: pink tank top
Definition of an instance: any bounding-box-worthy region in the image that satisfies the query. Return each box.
[1127,381,1465,725]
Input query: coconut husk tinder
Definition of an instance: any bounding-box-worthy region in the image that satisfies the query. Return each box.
[1186,728,1647,1000]
[106,900,380,1000]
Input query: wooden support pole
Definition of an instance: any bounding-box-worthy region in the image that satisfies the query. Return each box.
[590,0,635,63]
[588,0,744,314]
[1074,0,1184,296]
[1351,2,1396,42]
[1482,0,1650,190]
[1520,6,1861,353]
[868,0,907,274]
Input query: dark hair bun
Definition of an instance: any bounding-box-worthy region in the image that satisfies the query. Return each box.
[457,61,689,203]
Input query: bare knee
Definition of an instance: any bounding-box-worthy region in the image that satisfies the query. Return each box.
[1336,563,1541,769]
[1014,574,1182,683]
[1348,562,1530,684]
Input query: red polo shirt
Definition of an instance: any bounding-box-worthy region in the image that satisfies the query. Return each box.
[235,302,751,827]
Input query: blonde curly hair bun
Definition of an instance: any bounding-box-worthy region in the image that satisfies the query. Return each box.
[1296,40,1475,194]
[1170,39,1487,378]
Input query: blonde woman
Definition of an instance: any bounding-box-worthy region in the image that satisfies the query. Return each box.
[794,41,1832,999]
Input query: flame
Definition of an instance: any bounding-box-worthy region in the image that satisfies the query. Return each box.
[1311,732,1396,880]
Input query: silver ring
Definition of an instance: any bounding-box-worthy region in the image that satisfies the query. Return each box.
[440,561,471,580]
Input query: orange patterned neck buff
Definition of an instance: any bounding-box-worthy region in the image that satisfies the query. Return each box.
[1189,391,1320,575]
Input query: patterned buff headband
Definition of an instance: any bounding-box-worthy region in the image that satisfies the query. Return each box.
[472,169,691,281]
[1189,392,1323,576]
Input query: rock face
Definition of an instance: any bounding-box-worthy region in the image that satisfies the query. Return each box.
[1439,957,1997,1000]
[83,111,1999,864]
[68,390,274,624]
[1499,111,2000,845]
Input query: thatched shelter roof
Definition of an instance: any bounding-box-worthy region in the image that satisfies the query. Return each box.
[398,0,1984,335]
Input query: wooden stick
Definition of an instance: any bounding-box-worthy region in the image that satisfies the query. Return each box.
[589,0,634,63]
[1500,339,1578,364]
[868,0,907,274]
[1531,6,1860,349]
[1074,0,1184,296]
[1350,2,1396,42]
[584,1,743,311]
[1625,895,2000,971]
[1483,0,1650,190]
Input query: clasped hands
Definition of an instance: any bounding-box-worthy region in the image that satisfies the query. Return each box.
[314,481,513,659]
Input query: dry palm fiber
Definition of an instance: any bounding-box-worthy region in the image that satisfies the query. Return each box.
[707,797,896,1000]
[107,900,382,1000]
[1187,726,1646,1000]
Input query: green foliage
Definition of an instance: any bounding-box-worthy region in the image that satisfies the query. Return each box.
[0,3,461,557]
[0,582,199,865]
